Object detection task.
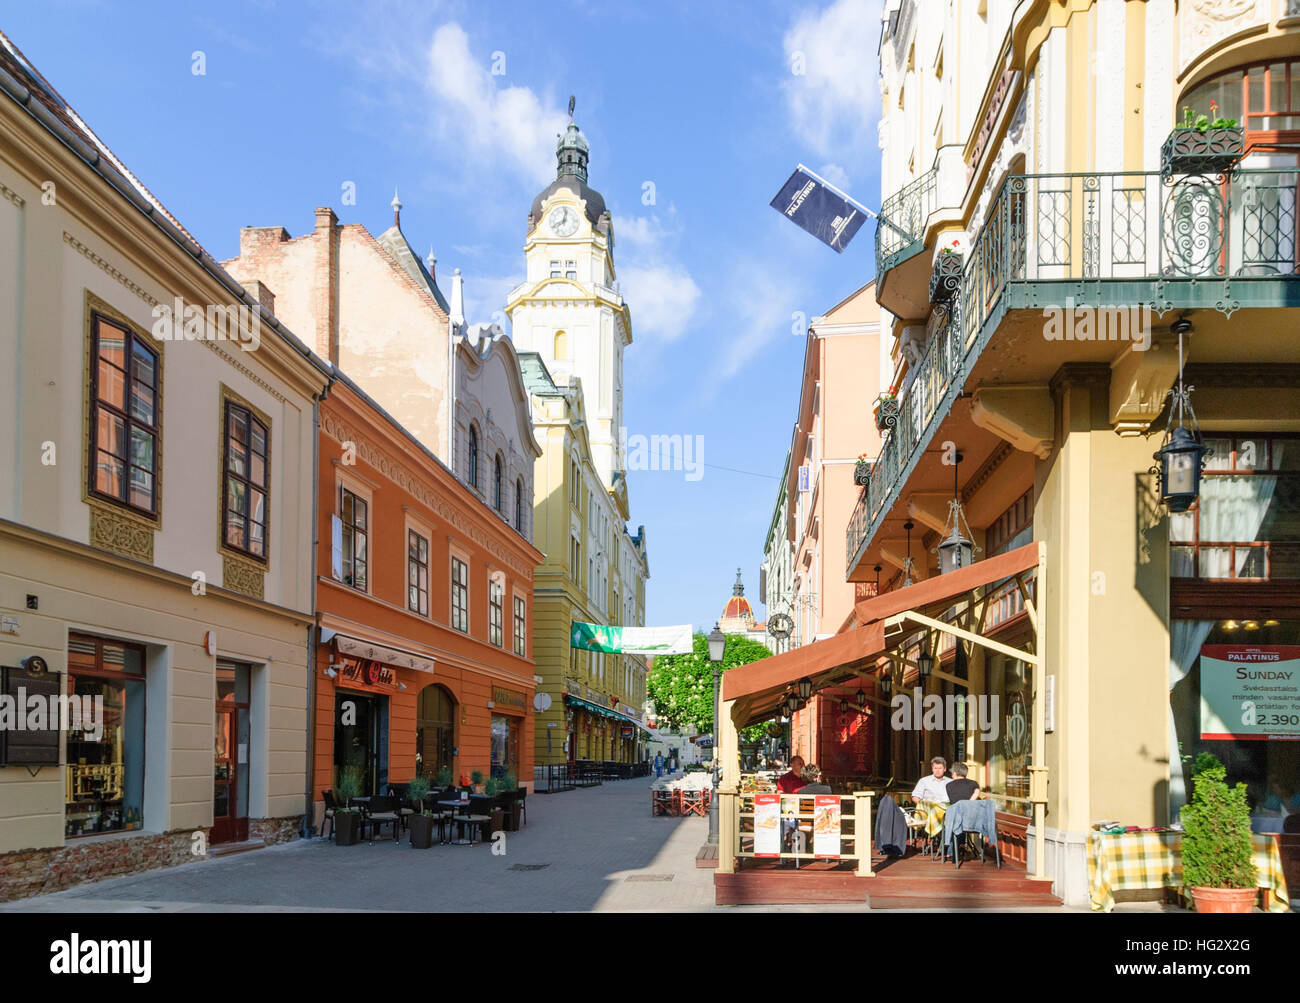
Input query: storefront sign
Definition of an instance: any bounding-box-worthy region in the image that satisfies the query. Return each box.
[813,795,841,859]
[493,687,526,710]
[565,679,583,698]
[339,657,398,690]
[1200,644,1300,741]
[753,794,781,857]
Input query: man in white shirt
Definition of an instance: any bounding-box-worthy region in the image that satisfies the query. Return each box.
[911,756,952,804]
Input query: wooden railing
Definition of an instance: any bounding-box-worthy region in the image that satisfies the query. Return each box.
[728,791,875,875]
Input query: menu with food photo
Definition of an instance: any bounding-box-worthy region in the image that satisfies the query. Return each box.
[813,795,841,859]
[754,793,781,857]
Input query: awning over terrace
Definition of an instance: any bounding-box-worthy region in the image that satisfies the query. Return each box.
[721,541,1043,727]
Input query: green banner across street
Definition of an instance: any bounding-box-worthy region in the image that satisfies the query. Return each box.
[569,622,693,655]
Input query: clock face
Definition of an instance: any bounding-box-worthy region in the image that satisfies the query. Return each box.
[548,206,579,237]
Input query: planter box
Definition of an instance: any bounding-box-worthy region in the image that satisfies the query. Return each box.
[929,252,963,304]
[1161,127,1244,178]
[334,811,361,846]
[875,397,900,432]
[408,814,436,849]
[853,463,871,487]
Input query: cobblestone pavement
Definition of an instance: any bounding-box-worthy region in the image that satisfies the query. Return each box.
[1,775,722,913]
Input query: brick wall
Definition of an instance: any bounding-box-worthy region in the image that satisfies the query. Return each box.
[0,829,206,902]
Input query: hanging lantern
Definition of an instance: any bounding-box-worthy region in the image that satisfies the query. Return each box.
[839,697,849,714]
[880,668,892,699]
[855,687,867,710]
[797,676,813,700]
[918,648,935,683]
[1153,319,1211,514]
[934,451,980,574]
[902,521,916,587]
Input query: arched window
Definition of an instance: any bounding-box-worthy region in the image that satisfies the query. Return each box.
[554,330,568,360]
[415,684,456,781]
[468,425,479,490]
[515,478,525,531]
[493,454,504,511]
[1181,59,1300,156]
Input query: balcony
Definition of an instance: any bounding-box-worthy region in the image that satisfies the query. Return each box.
[848,167,1300,577]
[875,168,939,317]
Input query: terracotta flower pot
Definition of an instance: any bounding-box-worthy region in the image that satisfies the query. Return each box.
[1189,886,1256,914]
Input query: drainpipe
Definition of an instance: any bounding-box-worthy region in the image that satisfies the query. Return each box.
[302,383,329,837]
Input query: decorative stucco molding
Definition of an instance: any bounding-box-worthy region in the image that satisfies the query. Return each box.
[1179,0,1266,74]
[222,553,266,600]
[64,232,159,307]
[1,182,26,208]
[88,498,154,563]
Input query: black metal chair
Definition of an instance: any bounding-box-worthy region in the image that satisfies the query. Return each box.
[364,796,401,844]
[453,795,494,846]
[387,783,414,831]
[516,787,527,826]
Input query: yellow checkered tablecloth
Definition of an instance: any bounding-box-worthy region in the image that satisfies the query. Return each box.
[1086,830,1290,913]
[917,800,948,837]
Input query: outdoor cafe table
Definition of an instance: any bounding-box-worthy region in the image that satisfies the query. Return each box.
[437,799,475,845]
[1086,829,1290,912]
[917,800,948,837]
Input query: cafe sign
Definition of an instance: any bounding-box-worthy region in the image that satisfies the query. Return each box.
[493,687,527,710]
[340,657,398,690]
[1200,644,1300,741]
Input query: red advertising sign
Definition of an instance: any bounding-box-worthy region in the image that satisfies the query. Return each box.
[753,793,781,857]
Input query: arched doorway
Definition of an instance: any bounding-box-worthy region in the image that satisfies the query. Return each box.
[415,684,455,781]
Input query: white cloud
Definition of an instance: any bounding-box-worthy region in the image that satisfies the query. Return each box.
[783,0,885,159]
[818,162,851,190]
[426,24,568,185]
[619,265,702,344]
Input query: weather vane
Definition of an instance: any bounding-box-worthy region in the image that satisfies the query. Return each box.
[568,94,575,122]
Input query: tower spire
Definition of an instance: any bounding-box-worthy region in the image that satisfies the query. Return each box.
[391,187,402,228]
[733,568,745,596]
[555,96,589,183]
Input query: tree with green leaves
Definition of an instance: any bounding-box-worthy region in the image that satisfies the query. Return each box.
[647,632,773,743]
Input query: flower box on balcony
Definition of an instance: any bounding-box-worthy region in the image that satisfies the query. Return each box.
[853,460,872,486]
[929,252,963,304]
[1161,126,1244,179]
[874,397,900,433]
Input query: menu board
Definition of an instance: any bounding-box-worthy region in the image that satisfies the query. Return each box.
[813,795,841,859]
[753,794,781,857]
[1200,644,1300,741]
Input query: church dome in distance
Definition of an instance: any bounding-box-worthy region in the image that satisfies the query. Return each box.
[719,569,757,631]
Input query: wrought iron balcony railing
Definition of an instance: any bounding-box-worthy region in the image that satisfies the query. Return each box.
[849,167,1300,574]
[875,167,938,276]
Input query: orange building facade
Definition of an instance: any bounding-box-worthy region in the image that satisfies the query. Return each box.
[312,374,543,808]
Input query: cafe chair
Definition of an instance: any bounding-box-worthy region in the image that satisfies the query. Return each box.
[364,796,402,844]
[516,787,528,826]
[453,795,494,846]
[321,790,338,841]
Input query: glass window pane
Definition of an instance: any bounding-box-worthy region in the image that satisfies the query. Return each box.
[131,341,156,388]
[128,469,153,510]
[342,490,353,524]
[130,383,155,425]
[1170,545,1196,577]
[354,497,367,531]
[1169,509,1195,542]
[228,479,247,516]
[129,427,153,472]
[97,322,126,366]
[1203,437,1233,471]
[227,435,247,476]
[97,410,126,459]
[1269,63,1286,113]
[227,512,246,549]
[97,359,126,409]
[1199,546,1232,578]
[1273,440,1300,471]
[249,453,265,487]
[1234,437,1265,470]
[251,421,266,457]
[96,452,125,497]
[249,490,265,525]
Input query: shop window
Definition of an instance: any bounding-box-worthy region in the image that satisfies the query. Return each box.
[1169,618,1300,828]
[340,487,368,591]
[416,684,455,781]
[491,714,520,780]
[223,400,269,560]
[1170,435,1300,580]
[89,314,158,515]
[451,557,469,632]
[983,648,1033,816]
[65,634,146,838]
[513,595,527,656]
[489,579,504,647]
[408,530,429,616]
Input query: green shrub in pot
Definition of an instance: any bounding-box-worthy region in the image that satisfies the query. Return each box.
[1179,759,1258,913]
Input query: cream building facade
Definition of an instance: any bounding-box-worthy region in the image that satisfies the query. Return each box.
[0,32,330,898]
[510,115,652,770]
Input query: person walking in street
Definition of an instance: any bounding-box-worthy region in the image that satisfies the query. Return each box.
[654,752,664,778]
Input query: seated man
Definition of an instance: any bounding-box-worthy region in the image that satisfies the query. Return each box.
[945,762,980,802]
[798,764,832,795]
[911,756,952,805]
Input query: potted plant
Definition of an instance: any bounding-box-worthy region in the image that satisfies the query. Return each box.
[333,766,364,846]
[471,770,486,794]
[854,453,872,486]
[435,765,454,790]
[929,239,963,304]
[874,387,900,432]
[406,775,435,849]
[499,771,522,831]
[484,776,501,797]
[1179,757,1258,913]
[1162,103,1244,178]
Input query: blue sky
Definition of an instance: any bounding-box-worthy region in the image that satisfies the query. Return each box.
[7,0,884,630]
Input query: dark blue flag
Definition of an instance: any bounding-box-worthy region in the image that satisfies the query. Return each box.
[769,166,868,253]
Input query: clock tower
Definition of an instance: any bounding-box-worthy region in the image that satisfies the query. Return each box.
[506,102,631,492]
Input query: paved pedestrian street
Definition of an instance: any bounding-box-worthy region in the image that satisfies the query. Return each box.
[1,779,721,913]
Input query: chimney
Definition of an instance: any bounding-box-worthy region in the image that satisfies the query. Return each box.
[238,225,289,259]
[242,279,276,316]
[313,207,339,365]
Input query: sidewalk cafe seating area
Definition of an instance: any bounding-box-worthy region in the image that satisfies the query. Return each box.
[318,783,528,847]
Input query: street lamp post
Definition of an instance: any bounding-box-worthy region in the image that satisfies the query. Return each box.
[706,623,726,847]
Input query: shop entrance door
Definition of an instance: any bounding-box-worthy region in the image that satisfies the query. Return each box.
[335,691,387,794]
[213,662,250,844]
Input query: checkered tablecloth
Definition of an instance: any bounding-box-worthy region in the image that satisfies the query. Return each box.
[1086,830,1290,912]
[917,800,948,837]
